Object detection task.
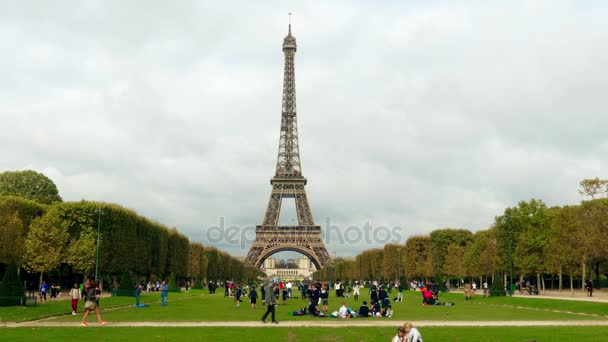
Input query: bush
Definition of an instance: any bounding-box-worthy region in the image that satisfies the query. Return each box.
[490,278,506,297]
[168,272,178,291]
[0,264,25,306]
[113,272,134,296]
[193,278,203,290]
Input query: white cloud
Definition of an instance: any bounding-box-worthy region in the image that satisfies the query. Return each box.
[1,0,606,258]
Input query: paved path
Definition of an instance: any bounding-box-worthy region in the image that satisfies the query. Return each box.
[4,320,608,328]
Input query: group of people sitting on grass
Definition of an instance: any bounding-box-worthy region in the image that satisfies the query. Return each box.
[418,283,454,306]
[289,282,394,318]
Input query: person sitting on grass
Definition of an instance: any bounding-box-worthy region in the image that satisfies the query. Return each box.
[404,321,423,342]
[382,298,393,317]
[308,302,320,317]
[422,288,434,305]
[392,326,407,342]
[358,301,370,317]
[371,300,382,317]
[338,302,350,318]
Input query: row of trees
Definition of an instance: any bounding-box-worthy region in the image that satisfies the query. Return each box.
[0,170,263,291]
[314,178,608,292]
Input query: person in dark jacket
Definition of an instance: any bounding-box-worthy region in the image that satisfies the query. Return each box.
[261,282,279,324]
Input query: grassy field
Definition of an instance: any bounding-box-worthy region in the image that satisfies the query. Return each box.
[0,290,200,323]
[2,288,608,341]
[43,288,607,323]
[2,326,608,341]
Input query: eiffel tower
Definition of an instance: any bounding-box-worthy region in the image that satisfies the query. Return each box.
[245,19,333,270]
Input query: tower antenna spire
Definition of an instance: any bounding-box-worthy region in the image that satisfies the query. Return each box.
[288,12,292,35]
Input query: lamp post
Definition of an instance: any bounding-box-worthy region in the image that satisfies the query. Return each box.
[397,248,402,283]
[95,208,103,281]
[504,214,513,297]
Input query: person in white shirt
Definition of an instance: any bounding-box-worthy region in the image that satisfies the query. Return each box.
[404,322,423,342]
[338,302,349,318]
[483,281,489,297]
[392,326,406,342]
[472,282,477,293]
[286,282,292,298]
[353,281,361,301]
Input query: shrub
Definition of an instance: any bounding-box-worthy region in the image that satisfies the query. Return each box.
[0,264,25,306]
[490,278,506,297]
[168,272,178,292]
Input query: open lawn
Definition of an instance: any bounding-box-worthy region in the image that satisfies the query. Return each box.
[44,289,608,323]
[2,326,608,341]
[2,288,608,341]
[0,290,202,323]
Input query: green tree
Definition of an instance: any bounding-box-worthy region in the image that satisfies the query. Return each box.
[0,196,45,266]
[403,236,431,280]
[545,205,582,292]
[0,263,25,306]
[429,229,473,280]
[168,272,178,291]
[65,226,97,276]
[511,199,551,292]
[444,244,466,286]
[578,177,608,199]
[0,213,25,266]
[23,211,69,286]
[0,170,62,204]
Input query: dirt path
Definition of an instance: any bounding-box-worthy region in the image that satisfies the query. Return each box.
[4,320,608,328]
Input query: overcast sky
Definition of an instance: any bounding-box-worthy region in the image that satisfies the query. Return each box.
[1,1,606,259]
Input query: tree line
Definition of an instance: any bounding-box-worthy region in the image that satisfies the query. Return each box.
[314,178,608,293]
[0,170,263,291]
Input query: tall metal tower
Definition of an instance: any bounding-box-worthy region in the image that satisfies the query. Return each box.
[245,18,333,270]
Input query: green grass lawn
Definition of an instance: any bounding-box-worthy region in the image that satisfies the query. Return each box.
[48,289,606,323]
[2,326,608,341]
[476,295,608,317]
[0,290,202,323]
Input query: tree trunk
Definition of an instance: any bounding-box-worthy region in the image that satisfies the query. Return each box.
[594,261,600,289]
[569,272,574,294]
[558,265,562,292]
[582,262,586,292]
[39,272,43,289]
[541,274,545,295]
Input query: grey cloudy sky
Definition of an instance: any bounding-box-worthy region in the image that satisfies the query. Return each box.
[1,0,606,258]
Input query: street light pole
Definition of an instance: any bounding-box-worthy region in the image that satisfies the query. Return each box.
[506,215,513,297]
[397,248,402,283]
[95,208,102,281]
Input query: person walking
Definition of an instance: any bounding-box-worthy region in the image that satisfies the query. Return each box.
[261,282,278,324]
[586,280,593,297]
[160,281,169,306]
[235,283,242,308]
[249,286,258,309]
[69,283,80,315]
[39,281,48,303]
[397,282,404,302]
[80,280,106,326]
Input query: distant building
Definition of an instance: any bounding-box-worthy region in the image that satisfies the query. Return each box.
[262,257,316,279]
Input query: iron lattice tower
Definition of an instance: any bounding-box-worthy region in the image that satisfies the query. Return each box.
[245,20,333,270]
